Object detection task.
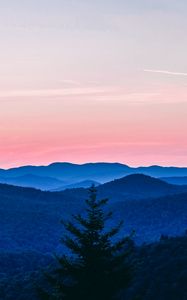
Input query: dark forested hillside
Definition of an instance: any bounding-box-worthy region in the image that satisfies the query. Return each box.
[97,174,187,201]
[0,183,84,253]
[0,177,187,299]
[124,235,187,300]
[0,177,187,253]
[0,236,187,300]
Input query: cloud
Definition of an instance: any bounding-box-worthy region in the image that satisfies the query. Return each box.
[144,69,187,76]
[0,86,159,101]
[59,79,81,85]
[0,87,116,98]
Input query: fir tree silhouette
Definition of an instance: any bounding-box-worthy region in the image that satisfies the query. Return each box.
[39,185,134,300]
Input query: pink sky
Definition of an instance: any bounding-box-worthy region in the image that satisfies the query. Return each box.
[0,1,187,168]
[0,83,187,168]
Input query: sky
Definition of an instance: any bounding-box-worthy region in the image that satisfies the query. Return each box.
[0,0,187,168]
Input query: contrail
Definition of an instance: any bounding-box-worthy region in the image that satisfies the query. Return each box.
[144,69,187,76]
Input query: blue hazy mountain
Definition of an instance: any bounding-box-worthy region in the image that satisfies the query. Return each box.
[1,174,187,253]
[1,163,187,186]
[0,163,130,183]
[0,174,66,191]
[96,174,187,201]
[58,174,187,203]
[161,176,187,185]
[53,180,100,191]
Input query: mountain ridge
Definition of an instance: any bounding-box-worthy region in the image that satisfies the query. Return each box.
[0,175,187,252]
[1,162,187,181]
[0,174,66,191]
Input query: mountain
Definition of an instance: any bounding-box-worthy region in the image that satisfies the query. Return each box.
[60,174,187,202]
[161,176,187,185]
[1,163,187,186]
[0,174,65,191]
[135,165,187,177]
[0,163,131,183]
[109,193,187,243]
[0,183,85,253]
[96,174,187,201]
[53,180,100,191]
[1,175,187,253]
[0,183,82,253]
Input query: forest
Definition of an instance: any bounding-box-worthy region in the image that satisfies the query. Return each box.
[0,181,187,299]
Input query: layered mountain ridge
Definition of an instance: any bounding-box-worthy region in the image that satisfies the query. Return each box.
[1,162,187,190]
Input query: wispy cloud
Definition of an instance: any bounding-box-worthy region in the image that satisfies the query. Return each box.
[144,69,187,76]
[0,87,115,98]
[59,79,81,85]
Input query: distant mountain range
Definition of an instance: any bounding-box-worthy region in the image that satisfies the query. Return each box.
[59,174,187,202]
[1,162,187,190]
[1,173,187,253]
[0,174,66,191]
[53,180,100,191]
[160,176,187,185]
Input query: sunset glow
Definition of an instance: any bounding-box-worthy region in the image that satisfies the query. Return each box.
[0,1,187,168]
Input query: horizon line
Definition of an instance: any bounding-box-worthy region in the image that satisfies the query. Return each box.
[1,161,187,170]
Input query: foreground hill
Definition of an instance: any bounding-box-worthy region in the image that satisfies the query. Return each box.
[0,175,187,252]
[124,235,187,300]
[1,235,187,300]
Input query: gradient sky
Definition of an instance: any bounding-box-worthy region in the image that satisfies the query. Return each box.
[0,0,187,168]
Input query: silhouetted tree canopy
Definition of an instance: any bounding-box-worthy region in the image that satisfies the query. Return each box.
[39,186,134,300]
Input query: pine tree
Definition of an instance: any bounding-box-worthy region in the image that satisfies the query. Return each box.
[39,186,134,300]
